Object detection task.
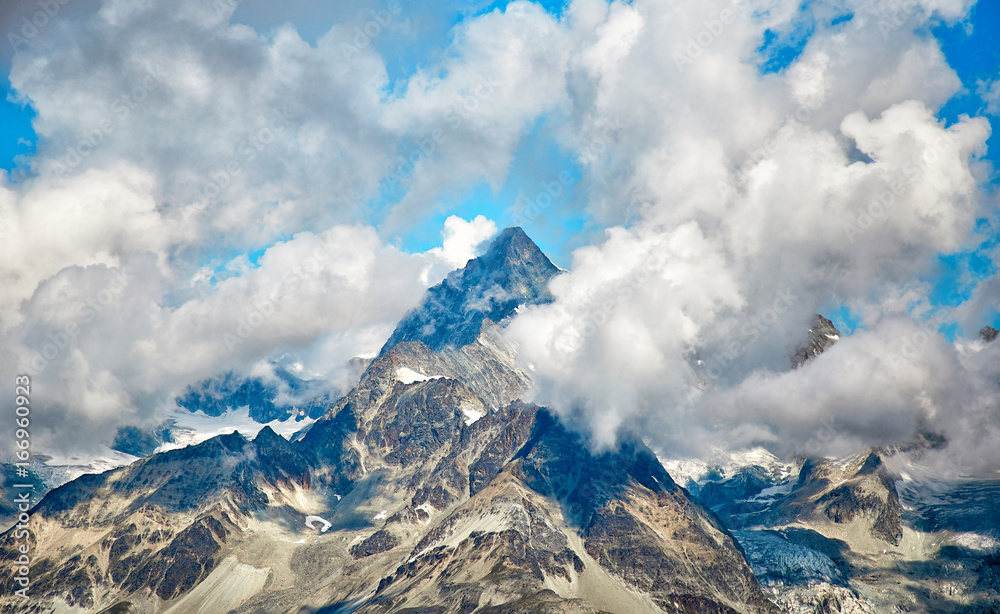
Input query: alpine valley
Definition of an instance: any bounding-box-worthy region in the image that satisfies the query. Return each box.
[3,229,999,613]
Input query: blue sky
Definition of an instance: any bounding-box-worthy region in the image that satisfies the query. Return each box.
[0,79,34,176]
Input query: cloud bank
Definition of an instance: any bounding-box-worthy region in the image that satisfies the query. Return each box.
[1,0,998,476]
[505,0,998,474]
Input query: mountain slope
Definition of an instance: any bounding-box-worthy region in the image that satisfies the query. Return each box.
[0,228,778,614]
[676,318,1000,613]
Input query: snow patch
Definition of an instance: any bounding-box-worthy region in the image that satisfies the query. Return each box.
[373,510,388,521]
[462,408,485,425]
[35,447,141,486]
[745,481,795,503]
[659,446,793,487]
[396,367,444,385]
[951,531,1000,553]
[304,515,332,533]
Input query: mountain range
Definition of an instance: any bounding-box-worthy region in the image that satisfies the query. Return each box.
[2,228,998,613]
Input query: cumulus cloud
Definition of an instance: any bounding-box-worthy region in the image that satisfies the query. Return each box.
[0,0,555,454]
[1,224,438,450]
[979,78,1000,116]
[1,0,998,479]
[505,0,997,475]
[426,214,498,269]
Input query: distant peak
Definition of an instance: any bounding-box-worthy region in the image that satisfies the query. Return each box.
[980,326,998,343]
[791,314,840,368]
[254,425,280,442]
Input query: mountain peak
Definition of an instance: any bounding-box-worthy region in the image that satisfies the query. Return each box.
[380,227,560,355]
[481,226,538,263]
[980,325,998,343]
[791,314,840,368]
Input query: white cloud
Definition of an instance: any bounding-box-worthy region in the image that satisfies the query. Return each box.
[0,222,473,452]
[0,0,567,454]
[1,0,996,479]
[978,78,1000,116]
[427,214,498,268]
[505,0,994,476]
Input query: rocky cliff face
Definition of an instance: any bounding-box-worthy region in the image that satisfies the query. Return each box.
[0,229,777,614]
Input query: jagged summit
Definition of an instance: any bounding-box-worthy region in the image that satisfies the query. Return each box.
[5,226,780,614]
[791,314,840,368]
[980,325,998,342]
[379,226,561,355]
[473,225,549,269]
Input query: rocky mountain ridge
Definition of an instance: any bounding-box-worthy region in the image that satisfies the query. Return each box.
[0,228,778,614]
[7,229,997,613]
[676,320,1000,613]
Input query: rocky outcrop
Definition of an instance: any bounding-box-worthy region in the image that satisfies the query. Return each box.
[791,314,840,368]
[980,325,998,343]
[817,453,902,545]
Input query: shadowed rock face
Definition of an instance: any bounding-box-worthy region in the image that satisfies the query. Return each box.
[1,229,778,614]
[817,453,903,546]
[0,426,303,613]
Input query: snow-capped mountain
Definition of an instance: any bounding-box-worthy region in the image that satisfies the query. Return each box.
[2,229,997,613]
[663,324,1000,613]
[0,228,778,613]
